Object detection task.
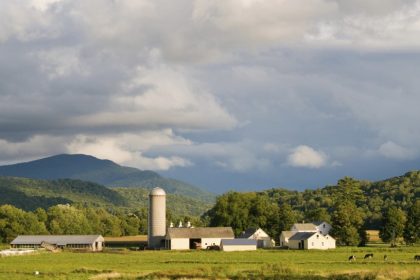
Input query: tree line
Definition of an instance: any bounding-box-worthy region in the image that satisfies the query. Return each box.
[0,204,149,243]
[204,173,420,246]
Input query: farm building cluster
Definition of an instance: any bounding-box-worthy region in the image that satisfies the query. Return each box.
[7,187,335,252]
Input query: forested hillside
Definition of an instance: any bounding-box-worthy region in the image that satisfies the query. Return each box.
[205,171,420,246]
[0,154,214,201]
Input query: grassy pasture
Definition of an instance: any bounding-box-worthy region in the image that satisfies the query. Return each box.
[0,246,419,279]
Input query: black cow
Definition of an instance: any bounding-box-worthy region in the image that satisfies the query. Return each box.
[364,253,374,259]
[383,254,388,261]
[415,255,420,261]
[349,255,356,261]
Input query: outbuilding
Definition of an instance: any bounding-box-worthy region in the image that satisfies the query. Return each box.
[287,232,335,250]
[220,239,257,251]
[10,235,104,251]
[165,227,234,250]
[238,228,274,248]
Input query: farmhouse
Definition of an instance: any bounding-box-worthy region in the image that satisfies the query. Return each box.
[238,227,274,248]
[290,221,332,235]
[287,232,335,250]
[280,221,335,249]
[10,235,104,251]
[220,239,257,251]
[165,227,234,250]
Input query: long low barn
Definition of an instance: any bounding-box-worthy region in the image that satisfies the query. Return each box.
[165,227,234,250]
[220,239,257,251]
[10,235,104,251]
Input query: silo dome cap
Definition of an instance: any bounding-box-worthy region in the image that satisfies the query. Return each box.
[150,187,166,196]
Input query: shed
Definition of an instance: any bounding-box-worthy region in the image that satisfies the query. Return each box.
[238,228,274,248]
[220,239,257,252]
[279,231,295,247]
[10,235,104,251]
[165,227,234,250]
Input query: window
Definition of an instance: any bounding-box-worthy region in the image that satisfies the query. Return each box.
[323,224,325,228]
[322,242,324,246]
[311,242,314,246]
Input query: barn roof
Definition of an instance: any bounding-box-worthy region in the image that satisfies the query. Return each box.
[289,232,317,240]
[312,221,328,226]
[166,227,234,239]
[238,228,258,238]
[221,239,257,246]
[10,235,104,245]
[291,223,317,231]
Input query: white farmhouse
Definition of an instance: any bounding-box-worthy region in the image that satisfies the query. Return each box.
[287,232,335,250]
[238,228,274,248]
[165,227,234,250]
[313,221,332,235]
[290,221,332,235]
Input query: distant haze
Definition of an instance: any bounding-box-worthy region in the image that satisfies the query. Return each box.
[1,1,420,192]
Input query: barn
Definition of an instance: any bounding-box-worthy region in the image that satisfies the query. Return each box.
[287,232,335,250]
[165,227,234,250]
[220,239,257,251]
[10,235,104,251]
[238,228,274,248]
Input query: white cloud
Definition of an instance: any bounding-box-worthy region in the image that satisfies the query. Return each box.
[287,145,327,168]
[66,131,193,170]
[378,141,416,160]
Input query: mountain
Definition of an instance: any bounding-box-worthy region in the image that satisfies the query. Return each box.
[0,154,214,202]
[0,176,127,211]
[0,176,213,216]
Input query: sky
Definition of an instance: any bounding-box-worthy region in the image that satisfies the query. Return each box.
[1,0,420,193]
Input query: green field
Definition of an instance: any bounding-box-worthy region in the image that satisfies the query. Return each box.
[0,246,419,279]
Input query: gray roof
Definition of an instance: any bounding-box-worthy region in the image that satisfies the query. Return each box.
[312,221,327,226]
[166,227,234,239]
[291,223,317,231]
[289,232,317,241]
[10,235,104,246]
[238,228,258,238]
[221,239,257,246]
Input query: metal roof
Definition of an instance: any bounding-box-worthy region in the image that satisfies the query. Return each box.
[221,239,257,246]
[238,228,258,238]
[289,232,317,241]
[166,227,234,239]
[10,235,104,246]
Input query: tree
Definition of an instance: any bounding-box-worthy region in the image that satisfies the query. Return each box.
[47,204,92,234]
[304,208,331,223]
[330,201,364,246]
[277,203,298,234]
[404,200,420,245]
[380,206,407,246]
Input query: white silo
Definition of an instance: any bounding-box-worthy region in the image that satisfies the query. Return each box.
[148,187,166,249]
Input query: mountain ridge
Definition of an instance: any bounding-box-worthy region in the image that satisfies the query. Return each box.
[0,154,214,202]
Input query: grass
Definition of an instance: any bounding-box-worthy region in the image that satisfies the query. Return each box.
[0,246,419,279]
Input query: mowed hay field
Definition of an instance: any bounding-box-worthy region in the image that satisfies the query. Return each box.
[0,246,419,280]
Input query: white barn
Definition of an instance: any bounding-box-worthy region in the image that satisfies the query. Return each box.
[220,239,257,251]
[287,232,335,250]
[279,231,295,248]
[238,228,274,248]
[165,227,234,250]
[10,235,104,251]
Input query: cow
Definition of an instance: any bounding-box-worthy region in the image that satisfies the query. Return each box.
[384,255,388,261]
[415,255,420,261]
[364,253,374,259]
[349,255,356,261]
